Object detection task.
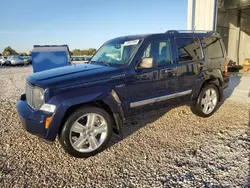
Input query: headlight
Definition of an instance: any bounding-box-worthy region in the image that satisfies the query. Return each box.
[33,87,44,109]
[26,83,45,109]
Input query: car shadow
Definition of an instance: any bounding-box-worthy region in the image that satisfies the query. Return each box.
[223,74,242,101]
[108,104,186,148]
[0,65,31,69]
[108,75,243,150]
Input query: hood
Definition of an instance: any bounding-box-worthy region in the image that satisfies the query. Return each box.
[28,63,123,89]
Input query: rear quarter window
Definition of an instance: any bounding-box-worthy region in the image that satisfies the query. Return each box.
[204,37,224,59]
[175,37,203,62]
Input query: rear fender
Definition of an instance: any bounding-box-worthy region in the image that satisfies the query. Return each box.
[192,69,223,101]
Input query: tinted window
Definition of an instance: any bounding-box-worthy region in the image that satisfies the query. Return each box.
[176,38,202,62]
[204,37,223,59]
[142,40,172,66]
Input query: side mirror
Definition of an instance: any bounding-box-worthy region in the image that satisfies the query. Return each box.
[137,57,156,69]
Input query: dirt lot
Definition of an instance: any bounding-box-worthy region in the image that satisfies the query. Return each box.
[0,66,249,187]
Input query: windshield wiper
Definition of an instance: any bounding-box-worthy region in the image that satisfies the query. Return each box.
[98,61,110,66]
[91,61,110,66]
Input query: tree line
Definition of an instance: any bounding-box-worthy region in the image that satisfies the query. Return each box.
[1,46,29,56]
[71,48,96,56]
[1,46,97,57]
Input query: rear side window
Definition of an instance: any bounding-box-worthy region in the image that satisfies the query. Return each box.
[175,37,202,62]
[204,37,224,59]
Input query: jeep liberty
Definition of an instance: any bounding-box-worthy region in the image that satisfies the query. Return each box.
[17,30,229,158]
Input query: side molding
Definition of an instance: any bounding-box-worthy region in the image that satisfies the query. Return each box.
[130,90,192,108]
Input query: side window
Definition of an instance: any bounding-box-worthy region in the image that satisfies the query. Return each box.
[143,44,151,58]
[142,40,172,66]
[175,37,202,62]
[204,37,224,59]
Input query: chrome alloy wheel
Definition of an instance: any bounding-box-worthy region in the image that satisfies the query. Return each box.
[69,113,108,153]
[201,88,218,114]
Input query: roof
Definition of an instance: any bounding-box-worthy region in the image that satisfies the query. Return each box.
[107,34,150,42]
[109,30,220,42]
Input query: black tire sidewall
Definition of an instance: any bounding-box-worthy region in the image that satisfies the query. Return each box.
[59,106,112,158]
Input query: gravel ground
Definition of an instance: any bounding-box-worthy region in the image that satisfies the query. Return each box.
[0,66,249,187]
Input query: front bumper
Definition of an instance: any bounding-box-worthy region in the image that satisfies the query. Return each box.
[17,94,53,141]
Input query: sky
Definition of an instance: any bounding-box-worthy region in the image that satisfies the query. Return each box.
[0,0,187,53]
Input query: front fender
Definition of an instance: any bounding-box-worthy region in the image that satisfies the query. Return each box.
[102,90,125,133]
[45,88,124,141]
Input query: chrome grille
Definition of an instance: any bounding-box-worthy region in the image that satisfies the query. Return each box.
[26,83,34,108]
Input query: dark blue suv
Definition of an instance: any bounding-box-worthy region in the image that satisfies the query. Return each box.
[17,31,229,158]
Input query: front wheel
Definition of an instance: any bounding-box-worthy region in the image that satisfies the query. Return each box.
[58,106,112,158]
[191,84,220,117]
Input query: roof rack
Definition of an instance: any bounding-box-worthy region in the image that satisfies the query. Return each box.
[166,30,179,34]
[165,30,217,34]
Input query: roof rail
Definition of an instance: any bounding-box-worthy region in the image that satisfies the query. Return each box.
[166,30,179,34]
[165,30,216,34]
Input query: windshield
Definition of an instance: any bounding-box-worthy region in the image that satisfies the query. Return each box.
[90,38,141,66]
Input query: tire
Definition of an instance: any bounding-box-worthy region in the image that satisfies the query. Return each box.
[58,106,112,158]
[191,84,219,117]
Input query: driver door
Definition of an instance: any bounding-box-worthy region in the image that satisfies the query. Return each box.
[125,37,178,116]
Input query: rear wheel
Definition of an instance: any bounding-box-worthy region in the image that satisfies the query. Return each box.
[58,106,112,158]
[191,84,219,117]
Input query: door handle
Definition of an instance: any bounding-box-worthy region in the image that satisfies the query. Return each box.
[165,69,175,73]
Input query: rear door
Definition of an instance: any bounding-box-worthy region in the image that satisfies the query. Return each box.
[172,37,205,102]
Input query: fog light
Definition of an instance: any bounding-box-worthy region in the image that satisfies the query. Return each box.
[40,104,56,113]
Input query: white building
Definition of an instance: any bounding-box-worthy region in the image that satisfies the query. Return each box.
[187,0,250,65]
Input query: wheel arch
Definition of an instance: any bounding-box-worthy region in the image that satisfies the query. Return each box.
[57,90,124,137]
[200,78,222,100]
[193,69,224,102]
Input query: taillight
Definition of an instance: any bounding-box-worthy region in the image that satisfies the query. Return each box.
[224,59,228,76]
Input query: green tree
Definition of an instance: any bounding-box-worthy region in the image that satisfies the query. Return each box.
[72,48,97,56]
[19,52,28,56]
[72,49,81,56]
[4,51,10,56]
[2,46,18,56]
[88,48,96,55]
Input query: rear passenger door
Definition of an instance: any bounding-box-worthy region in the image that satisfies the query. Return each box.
[173,37,205,102]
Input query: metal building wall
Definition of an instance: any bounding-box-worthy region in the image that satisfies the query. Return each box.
[239,10,250,65]
[187,0,250,65]
[187,0,216,31]
[217,9,250,65]
[217,10,238,63]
